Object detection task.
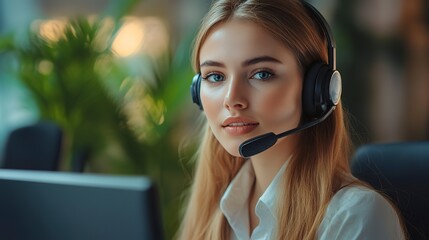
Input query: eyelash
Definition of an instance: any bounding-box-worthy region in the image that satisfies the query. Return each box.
[250,69,274,80]
[201,72,224,83]
[201,69,275,83]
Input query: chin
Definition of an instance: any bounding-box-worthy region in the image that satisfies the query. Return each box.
[212,132,244,157]
[220,143,242,158]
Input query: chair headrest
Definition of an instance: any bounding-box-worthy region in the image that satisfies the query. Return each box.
[351,141,429,240]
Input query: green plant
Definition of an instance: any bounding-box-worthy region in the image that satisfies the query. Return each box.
[0,1,195,238]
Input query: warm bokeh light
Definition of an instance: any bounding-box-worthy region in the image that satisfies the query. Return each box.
[112,18,145,57]
[31,16,170,58]
[112,17,169,58]
[34,19,67,42]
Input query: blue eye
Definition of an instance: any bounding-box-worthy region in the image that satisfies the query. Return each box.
[203,73,224,83]
[252,71,273,80]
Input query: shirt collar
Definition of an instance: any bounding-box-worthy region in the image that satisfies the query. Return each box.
[220,156,290,239]
[220,160,254,239]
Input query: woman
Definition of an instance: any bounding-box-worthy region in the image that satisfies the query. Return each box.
[179,0,405,239]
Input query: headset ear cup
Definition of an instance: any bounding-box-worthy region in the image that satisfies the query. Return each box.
[314,64,332,116]
[303,62,324,118]
[190,74,203,110]
[328,70,342,106]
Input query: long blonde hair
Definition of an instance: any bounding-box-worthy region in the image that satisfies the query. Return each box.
[179,0,355,239]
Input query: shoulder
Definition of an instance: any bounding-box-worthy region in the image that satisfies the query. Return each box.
[327,185,392,216]
[318,185,405,240]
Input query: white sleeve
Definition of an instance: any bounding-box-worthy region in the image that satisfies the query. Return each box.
[317,187,405,240]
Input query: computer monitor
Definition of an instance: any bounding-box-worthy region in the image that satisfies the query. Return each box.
[0,169,163,240]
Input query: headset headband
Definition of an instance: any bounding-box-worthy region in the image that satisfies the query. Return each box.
[303,1,336,69]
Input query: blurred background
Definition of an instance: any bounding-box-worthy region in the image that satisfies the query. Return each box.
[0,0,428,238]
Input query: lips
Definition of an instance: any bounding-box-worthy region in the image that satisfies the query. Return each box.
[222,117,259,135]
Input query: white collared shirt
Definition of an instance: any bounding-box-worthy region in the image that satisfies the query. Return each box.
[220,160,405,240]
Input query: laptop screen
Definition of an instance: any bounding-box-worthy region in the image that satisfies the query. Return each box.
[0,169,163,240]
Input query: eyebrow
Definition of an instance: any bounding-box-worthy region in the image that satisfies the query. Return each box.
[200,60,225,68]
[200,56,282,68]
[242,56,282,66]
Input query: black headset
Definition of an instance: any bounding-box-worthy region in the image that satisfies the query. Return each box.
[190,1,342,120]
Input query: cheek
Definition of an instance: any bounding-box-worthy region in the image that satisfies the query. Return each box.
[258,82,302,123]
[200,86,223,123]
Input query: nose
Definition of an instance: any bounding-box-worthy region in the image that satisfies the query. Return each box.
[224,77,248,111]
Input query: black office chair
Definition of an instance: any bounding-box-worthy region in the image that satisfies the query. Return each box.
[351,141,429,240]
[2,121,63,171]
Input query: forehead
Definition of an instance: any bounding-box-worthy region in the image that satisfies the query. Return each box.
[199,18,295,66]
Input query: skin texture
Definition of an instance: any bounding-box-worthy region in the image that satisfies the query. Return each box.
[199,18,304,232]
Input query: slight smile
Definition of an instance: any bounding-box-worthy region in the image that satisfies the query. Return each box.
[222,117,259,136]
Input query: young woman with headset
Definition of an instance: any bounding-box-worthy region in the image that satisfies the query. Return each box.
[179,0,405,239]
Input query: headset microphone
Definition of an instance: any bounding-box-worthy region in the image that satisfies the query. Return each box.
[239,107,335,158]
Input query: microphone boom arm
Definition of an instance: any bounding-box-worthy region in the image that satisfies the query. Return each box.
[239,107,335,158]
